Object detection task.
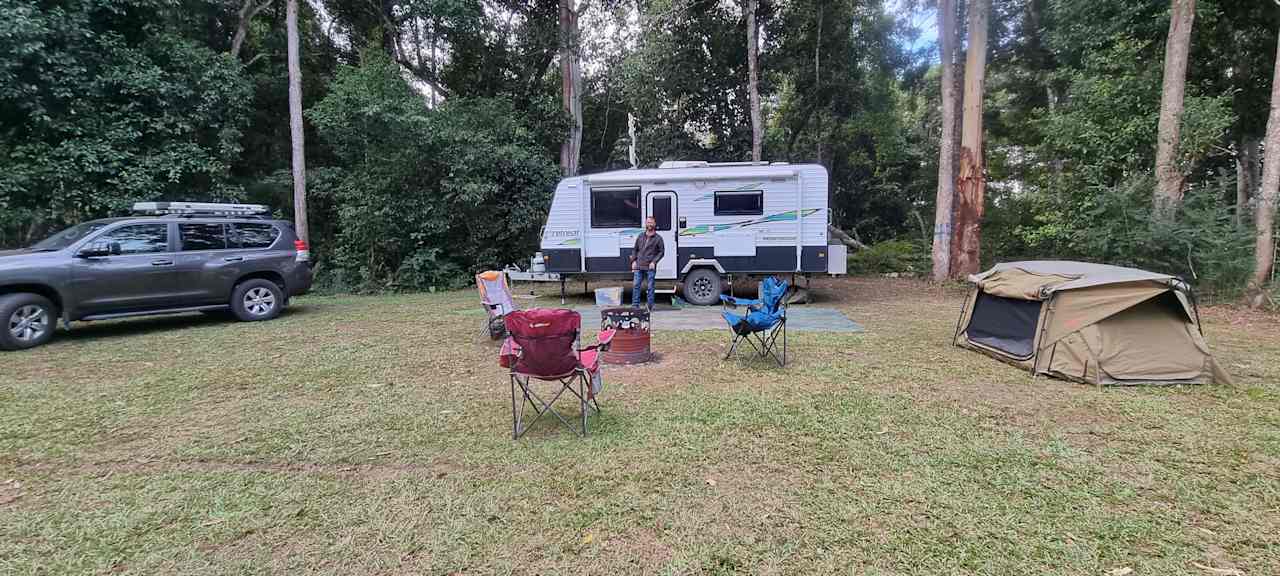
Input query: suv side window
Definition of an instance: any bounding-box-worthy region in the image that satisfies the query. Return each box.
[232,223,280,249]
[97,224,169,254]
[179,223,227,251]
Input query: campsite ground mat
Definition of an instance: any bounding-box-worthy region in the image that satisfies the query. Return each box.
[573,306,865,333]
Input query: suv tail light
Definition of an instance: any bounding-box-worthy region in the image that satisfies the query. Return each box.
[294,239,311,263]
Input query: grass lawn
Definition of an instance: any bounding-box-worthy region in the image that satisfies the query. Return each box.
[2,277,1278,575]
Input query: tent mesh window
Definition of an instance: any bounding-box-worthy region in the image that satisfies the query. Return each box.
[966,292,1041,359]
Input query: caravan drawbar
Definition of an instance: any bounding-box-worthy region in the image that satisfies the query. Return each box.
[537,161,844,305]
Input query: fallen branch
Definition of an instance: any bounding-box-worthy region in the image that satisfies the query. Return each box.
[1192,563,1243,576]
[828,225,868,251]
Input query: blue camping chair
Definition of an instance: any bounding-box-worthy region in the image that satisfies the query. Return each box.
[721,276,788,366]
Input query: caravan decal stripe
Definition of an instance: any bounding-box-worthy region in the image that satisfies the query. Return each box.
[691,183,770,202]
[554,228,642,247]
[678,209,822,237]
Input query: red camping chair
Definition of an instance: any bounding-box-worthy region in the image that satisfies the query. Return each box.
[503,309,615,438]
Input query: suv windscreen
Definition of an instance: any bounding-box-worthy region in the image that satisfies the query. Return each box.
[97,224,169,254]
[29,220,119,251]
[180,223,227,251]
[232,223,279,249]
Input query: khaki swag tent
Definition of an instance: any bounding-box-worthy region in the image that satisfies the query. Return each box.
[954,261,1232,385]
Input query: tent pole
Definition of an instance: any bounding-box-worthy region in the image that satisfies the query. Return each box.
[1031,296,1057,376]
[951,289,975,345]
[1188,286,1204,336]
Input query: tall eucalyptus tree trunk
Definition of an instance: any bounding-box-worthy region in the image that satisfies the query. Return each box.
[747,0,762,162]
[1248,28,1280,308]
[931,0,959,281]
[286,0,308,243]
[950,0,988,278]
[1154,0,1196,215]
[560,0,584,176]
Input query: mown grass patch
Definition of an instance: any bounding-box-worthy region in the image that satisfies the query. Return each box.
[2,278,1277,574]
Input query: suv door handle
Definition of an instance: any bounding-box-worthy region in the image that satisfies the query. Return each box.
[223,256,244,263]
[151,259,174,266]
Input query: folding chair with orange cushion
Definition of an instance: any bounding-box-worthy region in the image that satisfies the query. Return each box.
[476,270,518,339]
[503,309,614,438]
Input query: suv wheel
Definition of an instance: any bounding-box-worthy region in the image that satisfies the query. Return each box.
[1,293,57,351]
[681,268,723,306]
[231,279,284,322]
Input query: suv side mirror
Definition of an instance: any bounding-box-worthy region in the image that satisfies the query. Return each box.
[77,242,121,258]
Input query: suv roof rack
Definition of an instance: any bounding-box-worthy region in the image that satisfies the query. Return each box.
[132,202,271,218]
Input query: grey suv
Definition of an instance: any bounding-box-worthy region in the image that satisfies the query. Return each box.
[0,205,313,350]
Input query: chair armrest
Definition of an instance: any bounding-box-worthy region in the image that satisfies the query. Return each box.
[720,295,762,309]
[580,329,617,353]
[500,337,522,371]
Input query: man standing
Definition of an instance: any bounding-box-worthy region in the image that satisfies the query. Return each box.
[631,216,665,310]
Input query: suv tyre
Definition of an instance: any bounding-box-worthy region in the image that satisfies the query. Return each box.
[0,293,57,351]
[231,279,284,322]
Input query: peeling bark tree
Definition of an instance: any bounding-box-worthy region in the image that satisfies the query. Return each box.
[950,0,988,279]
[286,0,308,243]
[1154,0,1196,214]
[1248,28,1280,308]
[559,0,584,176]
[230,0,273,60]
[747,0,762,162]
[931,0,959,282]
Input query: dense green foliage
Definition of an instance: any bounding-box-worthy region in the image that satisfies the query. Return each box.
[847,239,930,276]
[971,0,1272,296]
[1,0,1277,297]
[0,0,252,246]
[308,50,560,290]
[983,177,1253,296]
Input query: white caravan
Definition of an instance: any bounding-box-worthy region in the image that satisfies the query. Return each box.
[537,161,845,305]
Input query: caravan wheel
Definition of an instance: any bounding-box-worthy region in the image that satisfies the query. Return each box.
[682,268,723,306]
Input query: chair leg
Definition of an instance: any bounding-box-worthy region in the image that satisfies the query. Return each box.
[580,374,588,437]
[728,329,788,366]
[512,374,539,439]
[511,375,519,439]
[536,382,576,431]
[755,323,786,368]
[773,324,786,367]
[747,333,762,356]
[512,376,582,438]
[773,320,783,363]
[725,333,743,360]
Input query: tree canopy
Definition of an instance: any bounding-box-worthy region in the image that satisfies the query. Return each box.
[2,0,1278,298]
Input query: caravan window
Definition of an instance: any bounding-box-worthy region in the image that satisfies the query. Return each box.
[591,187,641,228]
[651,197,673,231]
[714,191,764,216]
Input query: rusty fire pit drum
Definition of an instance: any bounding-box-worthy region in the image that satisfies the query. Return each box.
[600,307,653,364]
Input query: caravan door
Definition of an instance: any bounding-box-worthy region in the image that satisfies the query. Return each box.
[646,192,678,280]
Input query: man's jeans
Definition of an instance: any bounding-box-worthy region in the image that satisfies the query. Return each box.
[632,269,656,310]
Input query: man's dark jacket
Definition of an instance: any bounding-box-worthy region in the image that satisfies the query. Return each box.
[633,232,665,269]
